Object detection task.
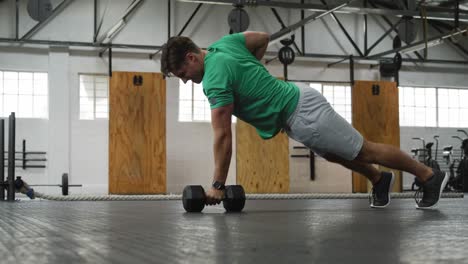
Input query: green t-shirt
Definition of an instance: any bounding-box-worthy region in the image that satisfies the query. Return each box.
[202,33,300,139]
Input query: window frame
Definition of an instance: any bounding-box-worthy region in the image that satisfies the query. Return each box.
[78,73,109,120]
[178,79,468,127]
[0,69,49,119]
[399,84,468,128]
[308,82,353,123]
[178,79,236,123]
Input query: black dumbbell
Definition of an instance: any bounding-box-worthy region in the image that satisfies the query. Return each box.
[182,185,246,212]
[182,185,206,212]
[223,185,246,212]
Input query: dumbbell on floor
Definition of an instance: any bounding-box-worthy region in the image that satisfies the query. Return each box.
[182,185,246,212]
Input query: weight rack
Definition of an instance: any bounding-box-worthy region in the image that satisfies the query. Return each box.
[3,139,47,169]
[1,113,48,201]
[1,113,17,201]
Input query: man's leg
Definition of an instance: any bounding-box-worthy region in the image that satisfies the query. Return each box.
[323,152,395,208]
[354,139,448,209]
[354,140,433,183]
[322,153,381,184]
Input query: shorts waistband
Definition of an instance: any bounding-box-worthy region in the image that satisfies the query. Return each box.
[284,85,307,131]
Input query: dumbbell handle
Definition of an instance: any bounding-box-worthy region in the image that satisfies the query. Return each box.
[205,186,246,211]
[182,185,245,212]
[203,190,229,204]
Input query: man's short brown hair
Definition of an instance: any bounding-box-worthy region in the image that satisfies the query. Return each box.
[160,36,200,77]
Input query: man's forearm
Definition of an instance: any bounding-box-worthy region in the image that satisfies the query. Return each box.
[253,42,268,61]
[213,132,232,184]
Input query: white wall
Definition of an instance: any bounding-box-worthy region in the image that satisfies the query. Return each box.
[0,1,467,195]
[47,47,70,194]
[164,78,237,193]
[289,138,352,193]
[0,47,50,192]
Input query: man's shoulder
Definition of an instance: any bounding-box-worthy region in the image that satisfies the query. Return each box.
[206,52,236,66]
[208,33,245,50]
[207,51,232,59]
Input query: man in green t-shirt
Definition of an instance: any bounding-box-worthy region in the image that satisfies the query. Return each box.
[160,32,448,210]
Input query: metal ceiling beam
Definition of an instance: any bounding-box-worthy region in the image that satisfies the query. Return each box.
[430,23,468,56]
[367,27,468,59]
[177,0,468,22]
[438,0,468,8]
[270,7,303,54]
[149,3,204,59]
[21,0,75,40]
[320,0,364,57]
[366,17,403,55]
[371,0,465,12]
[0,38,161,50]
[98,0,145,56]
[175,3,203,37]
[3,37,466,65]
[94,0,98,43]
[94,0,111,43]
[368,0,425,60]
[269,0,352,44]
[264,51,468,64]
[295,52,468,64]
[332,12,365,56]
[168,0,171,40]
[301,0,305,53]
[364,0,368,55]
[430,20,459,30]
[15,0,19,40]
[97,0,145,44]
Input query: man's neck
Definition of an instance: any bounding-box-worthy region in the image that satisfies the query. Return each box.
[201,49,208,60]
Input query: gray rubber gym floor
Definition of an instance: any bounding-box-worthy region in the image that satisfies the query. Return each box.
[1,196,467,264]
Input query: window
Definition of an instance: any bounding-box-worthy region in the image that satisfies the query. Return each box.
[398,86,468,127]
[0,70,48,118]
[309,83,352,123]
[179,80,211,122]
[398,87,437,127]
[438,88,468,127]
[179,80,468,127]
[178,80,236,123]
[79,74,109,120]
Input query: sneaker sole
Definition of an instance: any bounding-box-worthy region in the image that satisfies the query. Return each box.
[370,172,395,208]
[415,172,449,210]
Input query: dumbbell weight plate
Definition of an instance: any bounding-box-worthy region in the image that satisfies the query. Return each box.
[62,173,68,196]
[228,7,249,33]
[182,185,206,212]
[223,185,246,212]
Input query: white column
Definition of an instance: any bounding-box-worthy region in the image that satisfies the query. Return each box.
[47,47,70,193]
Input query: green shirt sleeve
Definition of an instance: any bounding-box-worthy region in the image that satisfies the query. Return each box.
[203,54,236,109]
[202,33,251,109]
[222,33,246,47]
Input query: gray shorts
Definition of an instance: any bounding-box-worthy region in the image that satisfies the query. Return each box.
[284,83,364,161]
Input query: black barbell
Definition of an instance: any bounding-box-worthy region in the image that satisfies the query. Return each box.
[15,173,82,196]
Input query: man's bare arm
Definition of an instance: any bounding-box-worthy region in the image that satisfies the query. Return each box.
[211,104,234,184]
[243,31,270,61]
